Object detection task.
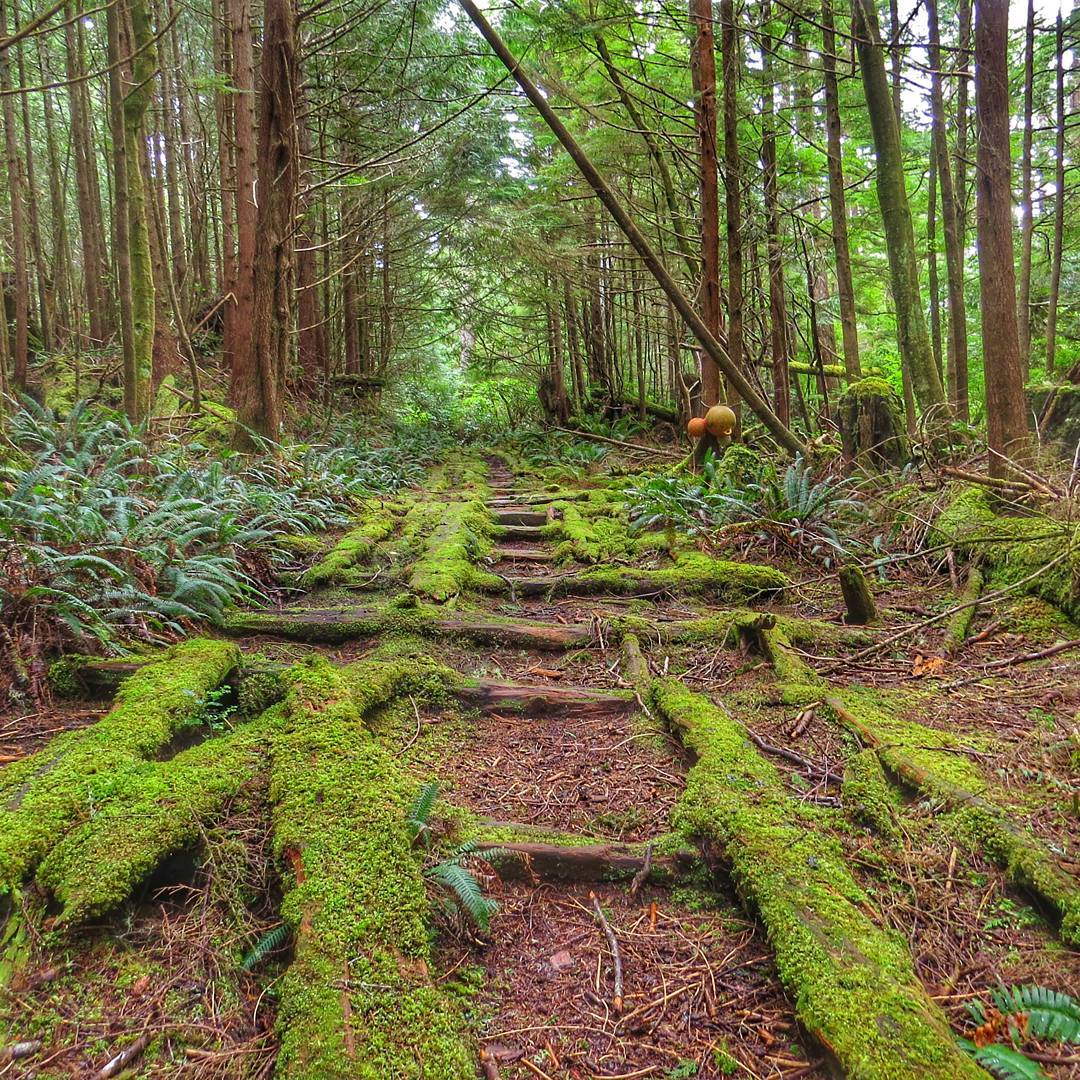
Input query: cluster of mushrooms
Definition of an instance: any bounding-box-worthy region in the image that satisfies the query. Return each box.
[686,404,737,441]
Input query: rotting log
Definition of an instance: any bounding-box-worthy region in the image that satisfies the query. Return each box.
[224,607,597,650]
[47,656,147,698]
[839,564,879,625]
[454,679,633,716]
[301,499,404,589]
[944,564,984,655]
[483,554,789,603]
[651,679,987,1080]
[36,708,284,925]
[271,658,471,1079]
[477,841,696,884]
[825,693,1080,944]
[0,639,240,893]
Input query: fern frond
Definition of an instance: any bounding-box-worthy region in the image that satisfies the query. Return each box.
[407,781,440,844]
[957,1039,1049,1080]
[425,861,498,931]
[990,985,1080,1044]
[241,924,291,970]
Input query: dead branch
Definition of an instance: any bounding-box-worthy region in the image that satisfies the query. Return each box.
[589,890,624,1013]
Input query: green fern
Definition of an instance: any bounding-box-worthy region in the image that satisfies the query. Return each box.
[241,924,291,971]
[957,1040,1049,1080]
[407,781,440,846]
[990,984,1080,1044]
[425,859,499,931]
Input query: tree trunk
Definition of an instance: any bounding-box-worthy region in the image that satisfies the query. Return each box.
[762,3,790,429]
[852,0,947,416]
[975,0,1028,475]
[0,0,30,393]
[689,0,723,418]
[1017,0,1035,367]
[1046,12,1065,377]
[926,0,969,420]
[235,0,296,447]
[720,0,744,433]
[295,108,323,396]
[822,0,861,379]
[927,134,942,377]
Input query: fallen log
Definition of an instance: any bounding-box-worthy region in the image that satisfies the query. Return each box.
[493,509,550,527]
[491,546,554,562]
[650,678,987,1080]
[825,693,1080,945]
[455,679,633,716]
[474,840,695,884]
[224,607,597,650]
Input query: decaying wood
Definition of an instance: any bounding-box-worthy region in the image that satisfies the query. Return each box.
[97,1032,151,1078]
[825,695,1080,942]
[492,509,550,527]
[491,546,554,562]
[554,426,681,458]
[475,839,694,884]
[455,679,634,717]
[838,564,878,625]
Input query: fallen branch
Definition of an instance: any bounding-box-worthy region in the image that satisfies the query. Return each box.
[940,636,1080,689]
[554,425,681,458]
[98,1032,151,1078]
[589,891,624,1013]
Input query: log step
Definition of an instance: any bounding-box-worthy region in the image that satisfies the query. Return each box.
[224,608,596,650]
[499,524,547,539]
[492,546,553,562]
[474,840,697,884]
[455,679,633,716]
[493,509,550,527]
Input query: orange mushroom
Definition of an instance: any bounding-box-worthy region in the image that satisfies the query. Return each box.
[687,416,707,439]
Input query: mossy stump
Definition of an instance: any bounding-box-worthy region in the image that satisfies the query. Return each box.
[839,377,910,471]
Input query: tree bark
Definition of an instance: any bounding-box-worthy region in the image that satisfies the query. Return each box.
[720,0,744,433]
[0,0,30,392]
[762,2,790,429]
[1046,12,1065,377]
[975,0,1029,475]
[926,0,969,419]
[822,0,861,379]
[1017,0,1035,367]
[852,0,947,417]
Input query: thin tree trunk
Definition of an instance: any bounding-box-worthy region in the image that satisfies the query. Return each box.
[927,0,969,419]
[38,33,72,344]
[975,0,1028,475]
[822,0,861,378]
[927,133,942,378]
[853,0,947,416]
[0,0,30,392]
[689,0,723,416]
[762,1,790,428]
[720,0,743,432]
[1046,12,1065,377]
[1017,0,1035,366]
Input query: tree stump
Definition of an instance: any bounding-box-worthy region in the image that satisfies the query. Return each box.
[838,377,910,470]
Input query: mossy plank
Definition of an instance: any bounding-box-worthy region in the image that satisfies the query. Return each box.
[405,497,501,601]
[653,679,987,1080]
[301,498,404,589]
[826,692,1080,945]
[37,707,283,925]
[270,658,470,1079]
[0,639,239,893]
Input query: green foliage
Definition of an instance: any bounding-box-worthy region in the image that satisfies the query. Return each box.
[0,400,422,695]
[968,984,1080,1045]
[241,923,292,971]
[957,1040,1049,1080]
[628,451,864,562]
[408,780,441,846]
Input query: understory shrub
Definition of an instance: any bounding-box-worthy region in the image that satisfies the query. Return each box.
[0,399,423,699]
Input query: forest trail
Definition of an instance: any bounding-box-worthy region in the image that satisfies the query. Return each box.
[4,450,1080,1079]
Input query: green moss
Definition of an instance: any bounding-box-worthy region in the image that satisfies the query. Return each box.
[301,499,405,589]
[36,706,283,925]
[827,687,1080,945]
[0,639,239,893]
[405,498,500,602]
[270,658,471,1079]
[654,679,984,1080]
[933,486,1080,619]
[843,750,902,843]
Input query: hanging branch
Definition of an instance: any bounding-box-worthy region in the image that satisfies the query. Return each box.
[456,0,807,458]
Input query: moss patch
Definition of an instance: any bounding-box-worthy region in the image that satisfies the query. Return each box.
[301,499,406,589]
[0,639,239,893]
[842,750,903,843]
[270,657,471,1078]
[405,498,501,602]
[654,679,984,1079]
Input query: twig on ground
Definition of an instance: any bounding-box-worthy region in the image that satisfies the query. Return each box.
[589,891,624,1014]
[630,842,653,897]
[939,637,1080,690]
[97,1032,151,1078]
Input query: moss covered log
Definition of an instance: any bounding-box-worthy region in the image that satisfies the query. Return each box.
[36,707,283,924]
[405,498,501,601]
[493,552,789,602]
[0,639,239,893]
[270,657,470,1079]
[933,486,1079,618]
[826,691,1080,944]
[653,679,986,1080]
[301,499,405,588]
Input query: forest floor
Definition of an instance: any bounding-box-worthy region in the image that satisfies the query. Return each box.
[1,446,1079,1079]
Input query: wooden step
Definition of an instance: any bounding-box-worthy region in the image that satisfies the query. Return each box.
[455,679,633,716]
[492,546,553,562]
[224,608,596,650]
[499,523,547,540]
[493,509,550,527]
